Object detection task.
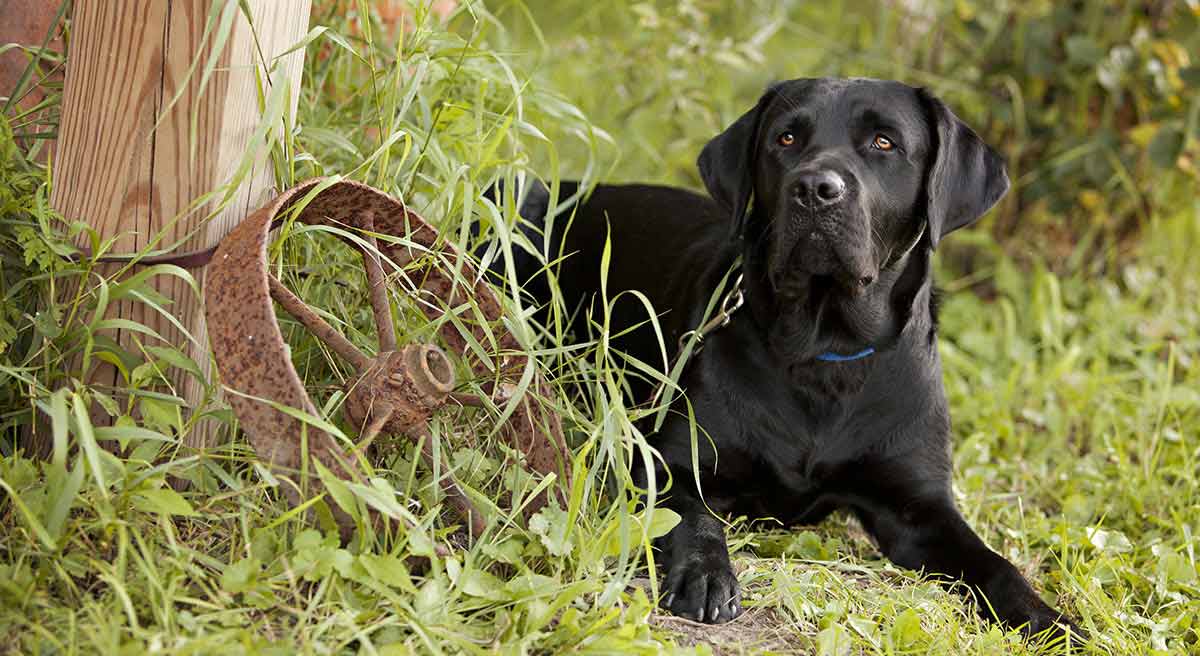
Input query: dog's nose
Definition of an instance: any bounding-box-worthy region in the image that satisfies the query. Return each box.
[795,170,846,205]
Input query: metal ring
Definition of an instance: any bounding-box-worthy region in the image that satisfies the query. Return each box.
[678,329,703,350]
[721,274,745,316]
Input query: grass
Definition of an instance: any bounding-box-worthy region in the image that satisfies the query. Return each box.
[1,1,1198,654]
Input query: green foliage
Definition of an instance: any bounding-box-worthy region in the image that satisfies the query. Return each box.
[0,114,32,356]
[890,1,1200,259]
[503,0,1200,261]
[0,1,1197,654]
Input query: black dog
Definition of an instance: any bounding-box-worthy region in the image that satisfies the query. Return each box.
[498,78,1081,641]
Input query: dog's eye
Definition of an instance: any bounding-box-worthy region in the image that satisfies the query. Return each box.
[871,134,895,151]
[777,132,795,147]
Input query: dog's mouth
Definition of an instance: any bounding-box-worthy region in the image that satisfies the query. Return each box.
[765,203,879,298]
[774,271,842,301]
[771,238,877,299]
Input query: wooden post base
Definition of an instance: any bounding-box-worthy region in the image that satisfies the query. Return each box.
[36,0,312,457]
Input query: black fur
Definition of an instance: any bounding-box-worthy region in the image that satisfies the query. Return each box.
[498,78,1082,642]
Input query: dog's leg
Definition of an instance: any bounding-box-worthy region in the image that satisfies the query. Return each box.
[854,488,1085,644]
[655,502,742,624]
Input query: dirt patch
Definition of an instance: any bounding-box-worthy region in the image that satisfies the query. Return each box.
[650,607,809,655]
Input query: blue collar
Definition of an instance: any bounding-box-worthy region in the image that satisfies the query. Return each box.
[815,347,876,362]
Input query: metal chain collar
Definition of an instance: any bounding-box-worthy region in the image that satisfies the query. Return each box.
[676,272,745,355]
[647,268,744,417]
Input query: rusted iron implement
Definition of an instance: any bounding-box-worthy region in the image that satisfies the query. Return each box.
[205,178,568,541]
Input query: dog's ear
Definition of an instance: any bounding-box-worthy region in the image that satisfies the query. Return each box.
[698,88,776,241]
[918,89,1010,248]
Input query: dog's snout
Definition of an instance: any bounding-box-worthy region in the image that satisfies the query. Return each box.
[795,170,846,205]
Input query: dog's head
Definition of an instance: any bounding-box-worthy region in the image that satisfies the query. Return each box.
[699,78,1008,298]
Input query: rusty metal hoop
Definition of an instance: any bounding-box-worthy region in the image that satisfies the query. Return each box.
[205,178,568,541]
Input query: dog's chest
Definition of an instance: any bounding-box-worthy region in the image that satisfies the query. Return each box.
[690,338,917,522]
[688,357,850,515]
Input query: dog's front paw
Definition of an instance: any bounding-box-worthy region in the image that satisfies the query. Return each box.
[1025,609,1088,651]
[989,583,1088,648]
[660,554,742,624]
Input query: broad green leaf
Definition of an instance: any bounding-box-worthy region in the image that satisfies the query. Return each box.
[144,345,205,382]
[528,504,572,557]
[817,625,853,656]
[139,397,182,435]
[43,455,85,541]
[133,487,199,517]
[1148,124,1184,169]
[221,557,262,595]
[891,608,929,648]
[0,477,56,550]
[72,395,109,498]
[458,568,507,601]
[314,459,359,521]
[358,553,412,590]
[644,507,680,540]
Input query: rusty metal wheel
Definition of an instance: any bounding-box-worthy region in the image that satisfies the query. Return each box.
[205,178,568,542]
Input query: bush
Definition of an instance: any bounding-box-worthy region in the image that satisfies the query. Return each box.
[501,0,1200,264]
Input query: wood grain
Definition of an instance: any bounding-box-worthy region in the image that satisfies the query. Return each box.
[41,0,312,456]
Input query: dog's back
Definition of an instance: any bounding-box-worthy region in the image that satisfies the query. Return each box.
[497,180,739,386]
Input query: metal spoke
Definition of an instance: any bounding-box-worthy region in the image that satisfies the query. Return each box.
[360,212,398,353]
[449,392,488,408]
[354,407,394,454]
[268,274,372,370]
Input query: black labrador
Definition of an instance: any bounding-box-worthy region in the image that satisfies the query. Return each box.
[496,77,1082,641]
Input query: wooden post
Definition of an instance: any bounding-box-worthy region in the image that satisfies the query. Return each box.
[44,1,311,454]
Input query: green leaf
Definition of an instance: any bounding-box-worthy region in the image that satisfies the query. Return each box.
[644,507,680,540]
[144,345,205,382]
[133,487,199,517]
[139,397,182,435]
[341,477,420,525]
[604,506,681,557]
[46,389,70,469]
[504,573,560,601]
[43,455,85,541]
[529,504,573,557]
[293,528,327,551]
[33,310,60,339]
[817,624,852,656]
[1157,550,1196,588]
[1064,36,1103,67]
[221,557,262,595]
[358,553,413,590]
[107,264,199,303]
[483,538,525,565]
[458,568,507,600]
[1179,65,1200,88]
[321,29,368,64]
[1148,124,1184,170]
[93,425,174,445]
[91,318,165,341]
[250,529,278,563]
[314,459,360,522]
[414,578,447,620]
[73,395,109,498]
[407,529,438,558]
[891,608,929,648]
[274,25,328,60]
[0,477,56,550]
